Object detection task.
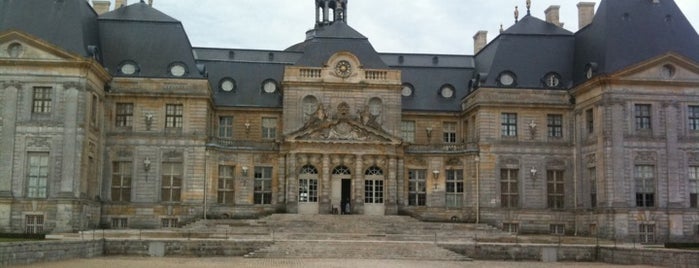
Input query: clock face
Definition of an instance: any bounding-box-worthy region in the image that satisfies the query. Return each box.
[263,80,277,93]
[335,60,352,78]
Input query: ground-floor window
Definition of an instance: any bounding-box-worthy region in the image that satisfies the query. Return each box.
[365,180,384,204]
[446,169,463,208]
[25,215,44,234]
[162,218,178,228]
[111,218,128,229]
[503,222,519,234]
[639,224,655,243]
[254,167,273,204]
[408,169,426,206]
[218,165,235,204]
[299,178,318,202]
[550,224,565,235]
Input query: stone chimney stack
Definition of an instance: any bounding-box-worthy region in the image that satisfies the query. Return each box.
[473,31,488,54]
[577,2,596,30]
[544,5,564,27]
[92,0,110,15]
[115,0,128,9]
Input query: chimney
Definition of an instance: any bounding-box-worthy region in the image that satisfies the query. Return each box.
[473,31,488,54]
[91,0,110,15]
[577,2,596,30]
[545,5,564,27]
[115,0,128,9]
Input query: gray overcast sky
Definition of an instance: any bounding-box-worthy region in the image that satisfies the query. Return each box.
[111,0,699,54]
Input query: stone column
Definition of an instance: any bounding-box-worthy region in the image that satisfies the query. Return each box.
[320,154,331,213]
[287,153,298,213]
[354,154,364,214]
[59,86,80,197]
[277,154,286,204]
[397,158,405,208]
[386,157,398,215]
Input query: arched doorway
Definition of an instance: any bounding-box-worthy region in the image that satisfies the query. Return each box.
[331,165,352,214]
[364,166,385,215]
[298,165,319,214]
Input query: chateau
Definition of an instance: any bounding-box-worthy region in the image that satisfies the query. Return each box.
[1,0,698,243]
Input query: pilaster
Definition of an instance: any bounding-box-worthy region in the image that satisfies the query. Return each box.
[59,86,80,197]
[0,85,19,197]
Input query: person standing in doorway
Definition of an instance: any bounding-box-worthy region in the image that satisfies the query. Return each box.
[344,199,351,215]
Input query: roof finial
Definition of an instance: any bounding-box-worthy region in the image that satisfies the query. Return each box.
[500,23,504,33]
[514,6,519,23]
[148,0,153,6]
[526,0,531,15]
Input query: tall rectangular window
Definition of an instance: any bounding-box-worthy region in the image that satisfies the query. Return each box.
[219,116,233,138]
[115,103,133,127]
[27,153,49,198]
[408,169,426,206]
[443,122,457,143]
[446,169,464,208]
[218,165,235,204]
[364,180,384,204]
[111,161,132,202]
[90,95,98,126]
[639,224,655,244]
[589,167,597,208]
[25,215,44,234]
[547,170,565,209]
[501,169,519,208]
[501,113,517,137]
[165,104,183,128]
[254,167,273,204]
[32,87,52,114]
[689,106,699,131]
[635,165,655,207]
[635,104,652,130]
[586,109,594,134]
[401,121,415,143]
[161,162,182,202]
[689,166,698,208]
[547,114,563,138]
[262,117,277,140]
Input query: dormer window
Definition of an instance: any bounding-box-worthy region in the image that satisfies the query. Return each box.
[119,61,139,76]
[498,71,517,87]
[262,79,278,94]
[544,72,561,88]
[401,83,414,97]
[440,84,455,99]
[169,62,188,77]
[219,78,237,92]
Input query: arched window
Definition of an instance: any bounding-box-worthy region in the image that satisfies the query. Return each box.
[332,165,352,175]
[365,166,383,176]
[300,165,319,175]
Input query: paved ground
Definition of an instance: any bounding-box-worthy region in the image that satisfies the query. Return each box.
[11,257,661,268]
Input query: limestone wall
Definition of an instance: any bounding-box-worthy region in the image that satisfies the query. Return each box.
[0,240,103,267]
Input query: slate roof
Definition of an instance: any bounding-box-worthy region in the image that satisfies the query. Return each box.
[98,1,202,78]
[474,15,574,90]
[574,0,699,84]
[0,0,100,58]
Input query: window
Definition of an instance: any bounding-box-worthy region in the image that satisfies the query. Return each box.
[408,169,426,206]
[689,106,699,131]
[165,104,183,128]
[217,166,235,204]
[586,109,594,134]
[254,167,273,204]
[111,218,128,229]
[162,218,178,228]
[635,165,655,207]
[501,169,519,208]
[639,224,655,244]
[364,180,384,204]
[550,224,565,235]
[443,122,457,143]
[111,161,132,202]
[401,121,415,143]
[503,223,519,234]
[115,103,133,127]
[501,113,517,137]
[635,104,652,130]
[690,166,698,208]
[25,215,44,234]
[32,87,52,114]
[446,169,464,208]
[161,162,182,202]
[27,153,49,198]
[262,117,277,140]
[219,116,233,138]
[547,114,563,138]
[299,165,318,203]
[90,95,98,126]
[547,170,565,209]
[589,167,597,208]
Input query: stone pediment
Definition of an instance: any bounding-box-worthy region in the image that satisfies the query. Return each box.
[0,31,84,61]
[286,119,401,145]
[612,52,699,82]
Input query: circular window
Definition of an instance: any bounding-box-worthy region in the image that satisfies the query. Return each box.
[544,73,561,88]
[401,84,414,97]
[262,79,278,93]
[660,64,675,79]
[7,42,23,58]
[169,63,187,77]
[498,72,516,86]
[440,85,455,98]
[119,62,138,75]
[220,78,236,92]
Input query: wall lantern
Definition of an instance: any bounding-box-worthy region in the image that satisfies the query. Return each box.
[530,166,538,178]
[244,121,251,134]
[432,169,440,190]
[426,127,433,138]
[143,157,152,172]
[242,166,249,177]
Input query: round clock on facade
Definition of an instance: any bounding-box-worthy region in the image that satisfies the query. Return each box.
[335,60,352,78]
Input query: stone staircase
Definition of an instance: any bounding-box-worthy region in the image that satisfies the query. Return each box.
[245,240,471,261]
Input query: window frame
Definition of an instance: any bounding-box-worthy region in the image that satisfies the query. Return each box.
[689,106,699,131]
[25,215,44,234]
[364,179,384,204]
[639,224,655,244]
[547,170,565,209]
[161,162,183,203]
[445,169,464,208]
[254,166,273,204]
[547,114,563,138]
[111,161,132,202]
[501,113,518,137]
[443,122,457,143]
[401,120,416,143]
[31,87,52,114]
[115,103,134,128]
[217,165,235,205]
[635,104,652,130]
[635,165,655,208]
[586,109,594,134]
[689,166,699,208]
[261,117,277,140]
[27,153,49,199]
[219,116,234,138]
[165,104,183,128]
[500,168,519,208]
[408,169,426,206]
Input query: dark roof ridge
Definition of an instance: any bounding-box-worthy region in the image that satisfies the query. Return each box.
[99,1,178,23]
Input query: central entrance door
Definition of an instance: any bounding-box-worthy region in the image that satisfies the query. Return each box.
[331,165,352,214]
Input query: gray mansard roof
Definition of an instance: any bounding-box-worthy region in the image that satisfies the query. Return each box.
[0,0,100,58]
